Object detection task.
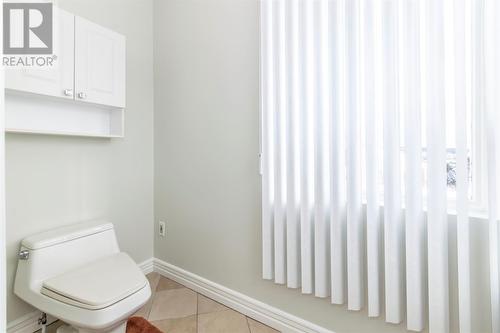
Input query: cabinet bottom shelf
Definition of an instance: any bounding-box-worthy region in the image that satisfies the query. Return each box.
[5,91,124,138]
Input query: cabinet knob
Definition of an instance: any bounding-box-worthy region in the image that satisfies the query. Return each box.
[77,92,87,99]
[63,89,73,97]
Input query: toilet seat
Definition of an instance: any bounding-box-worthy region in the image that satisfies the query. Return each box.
[41,252,147,310]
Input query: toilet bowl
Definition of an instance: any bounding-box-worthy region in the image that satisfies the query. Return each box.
[14,221,151,333]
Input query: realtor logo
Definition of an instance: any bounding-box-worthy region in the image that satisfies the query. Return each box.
[3,2,53,55]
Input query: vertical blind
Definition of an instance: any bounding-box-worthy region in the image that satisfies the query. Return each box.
[260,0,500,332]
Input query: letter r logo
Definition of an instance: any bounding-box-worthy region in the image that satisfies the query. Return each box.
[3,3,53,54]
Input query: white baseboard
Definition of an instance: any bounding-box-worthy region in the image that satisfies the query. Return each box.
[153,258,334,333]
[138,257,154,275]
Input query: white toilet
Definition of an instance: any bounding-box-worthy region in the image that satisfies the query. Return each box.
[14,221,151,333]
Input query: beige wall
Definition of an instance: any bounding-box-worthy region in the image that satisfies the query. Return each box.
[6,0,155,323]
[152,1,492,332]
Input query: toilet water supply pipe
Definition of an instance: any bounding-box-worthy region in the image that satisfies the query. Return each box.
[38,312,47,333]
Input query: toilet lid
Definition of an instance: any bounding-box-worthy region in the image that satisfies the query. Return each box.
[41,252,148,310]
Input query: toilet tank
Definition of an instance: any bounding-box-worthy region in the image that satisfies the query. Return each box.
[14,221,120,298]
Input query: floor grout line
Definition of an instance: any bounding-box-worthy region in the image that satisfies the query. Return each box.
[196,292,199,333]
[146,273,159,320]
[246,316,252,333]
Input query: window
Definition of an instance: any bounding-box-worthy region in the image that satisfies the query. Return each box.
[260,0,500,331]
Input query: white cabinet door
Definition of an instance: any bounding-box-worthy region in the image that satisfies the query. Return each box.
[5,8,74,99]
[75,17,126,108]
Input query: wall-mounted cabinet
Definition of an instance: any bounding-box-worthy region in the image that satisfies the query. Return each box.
[5,7,126,138]
[5,8,75,100]
[75,17,126,108]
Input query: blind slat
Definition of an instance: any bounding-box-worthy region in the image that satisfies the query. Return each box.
[274,0,287,285]
[454,0,472,331]
[402,0,426,330]
[345,0,364,311]
[362,0,382,318]
[426,0,450,331]
[285,0,301,290]
[382,0,404,324]
[300,0,315,294]
[329,0,347,305]
[314,0,331,298]
[261,0,274,281]
[485,0,500,330]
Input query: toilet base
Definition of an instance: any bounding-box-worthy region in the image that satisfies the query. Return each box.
[56,325,77,333]
[56,322,126,333]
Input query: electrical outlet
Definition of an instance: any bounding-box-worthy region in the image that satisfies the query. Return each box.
[159,221,166,237]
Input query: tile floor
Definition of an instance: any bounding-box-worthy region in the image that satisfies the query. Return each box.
[41,272,279,333]
[133,272,280,333]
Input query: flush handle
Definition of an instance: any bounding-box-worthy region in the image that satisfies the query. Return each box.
[18,250,29,260]
[63,89,73,97]
[77,92,87,99]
